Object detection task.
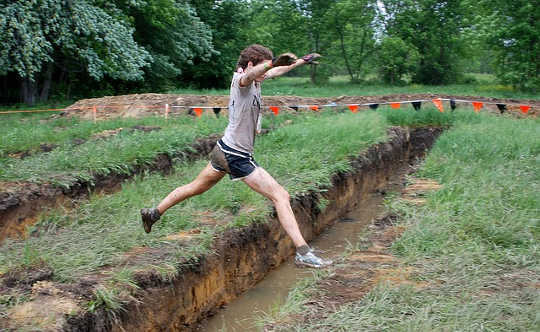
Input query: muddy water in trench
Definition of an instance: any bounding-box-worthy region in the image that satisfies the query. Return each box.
[198,176,403,332]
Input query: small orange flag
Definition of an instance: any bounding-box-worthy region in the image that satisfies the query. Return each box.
[193,108,203,117]
[269,106,279,116]
[519,105,530,114]
[348,105,359,113]
[432,99,444,112]
[310,105,319,111]
[390,103,401,109]
[472,101,483,113]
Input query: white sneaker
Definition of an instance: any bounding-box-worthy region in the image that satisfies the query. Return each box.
[295,249,333,268]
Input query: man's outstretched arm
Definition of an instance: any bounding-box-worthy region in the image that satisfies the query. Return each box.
[264,53,321,80]
[239,53,297,87]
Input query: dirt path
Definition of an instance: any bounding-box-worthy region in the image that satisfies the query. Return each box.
[66,93,539,120]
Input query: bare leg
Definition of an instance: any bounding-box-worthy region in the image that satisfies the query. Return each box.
[157,163,225,214]
[243,167,307,248]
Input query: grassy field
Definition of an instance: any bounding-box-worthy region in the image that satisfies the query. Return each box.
[261,111,540,331]
[0,110,388,281]
[0,101,468,186]
[0,115,228,186]
[171,75,540,100]
[0,78,537,326]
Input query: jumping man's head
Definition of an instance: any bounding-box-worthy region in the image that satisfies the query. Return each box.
[236,44,273,71]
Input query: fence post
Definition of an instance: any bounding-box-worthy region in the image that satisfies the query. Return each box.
[165,104,169,119]
[92,106,97,123]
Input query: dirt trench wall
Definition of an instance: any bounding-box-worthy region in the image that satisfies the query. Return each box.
[0,135,220,243]
[63,127,442,332]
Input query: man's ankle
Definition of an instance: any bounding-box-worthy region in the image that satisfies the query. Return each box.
[296,244,310,255]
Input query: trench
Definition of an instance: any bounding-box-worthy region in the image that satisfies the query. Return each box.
[199,181,396,332]
[61,126,441,332]
[0,134,220,242]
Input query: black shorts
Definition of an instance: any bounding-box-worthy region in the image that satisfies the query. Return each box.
[210,139,259,180]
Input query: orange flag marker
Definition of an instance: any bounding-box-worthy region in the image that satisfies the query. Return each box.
[269,106,279,115]
[432,99,444,113]
[310,105,319,111]
[472,101,483,113]
[519,105,530,114]
[348,105,359,113]
[390,103,401,109]
[194,108,203,118]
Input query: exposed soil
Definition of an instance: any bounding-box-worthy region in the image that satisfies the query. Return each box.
[65,93,539,120]
[0,134,219,242]
[0,126,443,331]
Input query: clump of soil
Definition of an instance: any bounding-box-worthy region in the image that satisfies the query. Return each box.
[1,263,54,293]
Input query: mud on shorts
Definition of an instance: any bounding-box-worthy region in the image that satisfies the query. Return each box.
[210,139,259,180]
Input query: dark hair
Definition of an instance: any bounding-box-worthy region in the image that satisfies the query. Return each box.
[236,44,273,70]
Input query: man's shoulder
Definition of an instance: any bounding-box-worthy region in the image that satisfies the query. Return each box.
[231,72,252,92]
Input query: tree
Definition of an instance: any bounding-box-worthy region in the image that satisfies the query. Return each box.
[184,0,251,88]
[376,37,420,84]
[325,0,377,82]
[382,0,468,85]
[0,0,151,104]
[473,0,539,91]
[113,0,216,90]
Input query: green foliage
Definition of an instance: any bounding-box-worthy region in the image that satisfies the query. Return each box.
[117,0,216,90]
[88,286,124,313]
[324,0,377,82]
[472,0,540,91]
[0,115,168,158]
[0,0,150,81]
[383,0,468,84]
[0,0,151,104]
[182,0,251,88]
[375,37,420,85]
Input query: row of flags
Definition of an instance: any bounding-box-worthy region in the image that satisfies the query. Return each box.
[183,98,533,117]
[0,99,533,117]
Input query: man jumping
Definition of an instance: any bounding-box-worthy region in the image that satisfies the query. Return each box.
[141,44,331,268]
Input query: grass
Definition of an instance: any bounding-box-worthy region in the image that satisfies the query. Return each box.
[0,110,388,281]
[0,114,182,158]
[171,75,540,100]
[262,111,540,331]
[0,116,228,186]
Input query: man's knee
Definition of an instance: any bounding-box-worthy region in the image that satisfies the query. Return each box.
[273,186,290,203]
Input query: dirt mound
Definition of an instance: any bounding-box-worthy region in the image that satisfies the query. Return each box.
[66,93,539,120]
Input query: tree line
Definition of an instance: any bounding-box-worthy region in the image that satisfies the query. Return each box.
[0,0,538,105]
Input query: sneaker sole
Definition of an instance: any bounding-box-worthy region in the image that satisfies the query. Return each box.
[294,260,331,268]
[140,209,153,233]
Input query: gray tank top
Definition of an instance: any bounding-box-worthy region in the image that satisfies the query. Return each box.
[222,72,262,154]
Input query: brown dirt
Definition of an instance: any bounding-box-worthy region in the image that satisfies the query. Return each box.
[65,93,539,120]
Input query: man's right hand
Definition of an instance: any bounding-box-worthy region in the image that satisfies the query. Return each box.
[272,53,298,67]
[301,53,321,65]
